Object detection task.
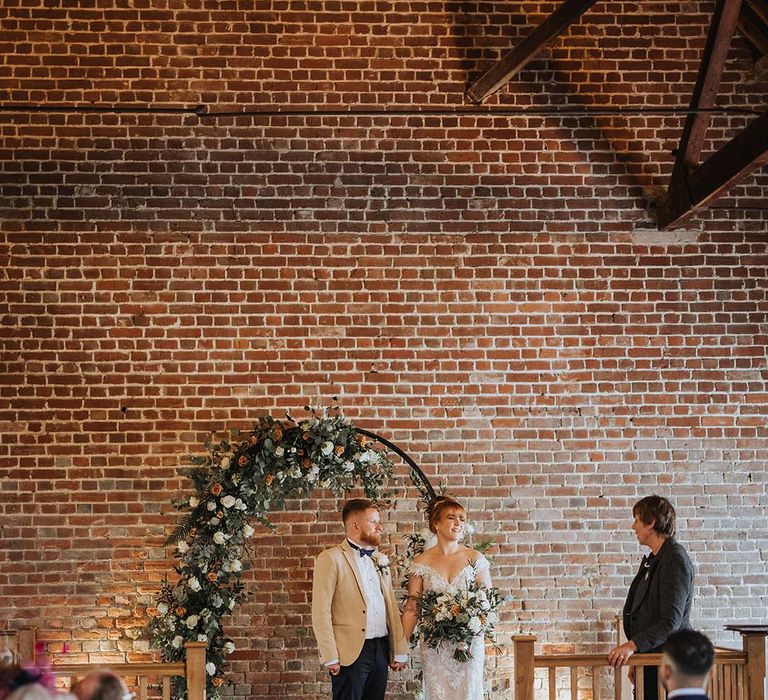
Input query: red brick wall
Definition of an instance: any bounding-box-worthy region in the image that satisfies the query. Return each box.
[1,1,767,698]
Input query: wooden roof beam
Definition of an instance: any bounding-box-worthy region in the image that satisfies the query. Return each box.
[466,0,601,104]
[659,110,768,229]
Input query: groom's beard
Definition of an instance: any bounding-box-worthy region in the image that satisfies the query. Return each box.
[359,530,382,548]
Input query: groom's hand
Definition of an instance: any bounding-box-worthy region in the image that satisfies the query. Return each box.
[327,663,341,676]
[389,661,407,671]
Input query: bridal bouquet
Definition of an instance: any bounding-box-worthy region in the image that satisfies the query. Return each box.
[416,568,504,662]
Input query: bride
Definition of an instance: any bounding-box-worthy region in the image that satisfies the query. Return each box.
[401,497,492,700]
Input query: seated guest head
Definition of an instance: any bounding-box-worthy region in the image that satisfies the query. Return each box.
[342,498,381,548]
[427,496,466,540]
[0,662,72,700]
[661,629,715,692]
[71,671,129,700]
[632,495,676,546]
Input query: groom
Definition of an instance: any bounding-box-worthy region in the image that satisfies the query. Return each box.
[312,498,409,700]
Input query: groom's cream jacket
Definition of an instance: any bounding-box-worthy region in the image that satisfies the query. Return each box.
[311,539,409,666]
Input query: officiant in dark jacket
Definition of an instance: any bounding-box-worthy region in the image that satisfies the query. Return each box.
[608,495,695,700]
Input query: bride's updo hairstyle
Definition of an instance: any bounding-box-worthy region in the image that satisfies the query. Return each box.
[427,496,465,534]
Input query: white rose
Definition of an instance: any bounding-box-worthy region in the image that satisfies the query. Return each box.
[229,599,235,610]
[342,461,355,472]
[307,466,319,483]
[224,641,236,654]
[220,457,231,468]
[230,559,242,572]
[185,615,199,629]
[157,602,169,615]
[374,554,390,567]
[189,496,200,508]
[209,517,220,525]
[188,577,201,591]
[207,501,216,511]
[206,662,216,676]
[171,635,184,649]
[320,441,334,456]
[468,617,482,633]
[235,498,247,510]
[220,495,236,509]
[243,524,254,538]
[177,541,189,554]
[275,446,284,457]
[197,634,207,642]
[487,611,498,624]
[213,532,226,545]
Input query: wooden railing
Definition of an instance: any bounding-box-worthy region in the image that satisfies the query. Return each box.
[6,628,207,700]
[514,626,767,700]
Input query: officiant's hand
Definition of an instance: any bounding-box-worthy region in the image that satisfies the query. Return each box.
[327,663,341,676]
[608,641,637,667]
[389,661,407,671]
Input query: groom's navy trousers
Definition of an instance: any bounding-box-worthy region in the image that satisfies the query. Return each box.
[331,636,389,700]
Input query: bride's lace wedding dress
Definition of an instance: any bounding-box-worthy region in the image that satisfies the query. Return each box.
[409,555,490,700]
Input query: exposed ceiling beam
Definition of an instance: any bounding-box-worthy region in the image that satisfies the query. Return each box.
[738,5,768,55]
[466,0,601,104]
[676,0,744,171]
[659,110,768,229]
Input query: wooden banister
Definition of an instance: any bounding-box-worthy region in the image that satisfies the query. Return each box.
[514,636,536,700]
[184,641,207,700]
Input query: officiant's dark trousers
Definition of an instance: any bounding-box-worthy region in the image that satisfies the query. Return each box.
[331,637,389,700]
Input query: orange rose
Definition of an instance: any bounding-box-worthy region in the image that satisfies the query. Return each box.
[207,572,217,582]
[302,432,311,441]
[297,449,304,457]
[301,458,312,469]
[273,428,283,441]
[210,483,223,496]
[212,677,224,687]
[175,606,186,617]
[238,455,248,466]
[451,604,461,616]
[249,435,258,445]
[334,445,345,456]
[265,474,274,486]
[216,511,223,518]
[189,528,197,537]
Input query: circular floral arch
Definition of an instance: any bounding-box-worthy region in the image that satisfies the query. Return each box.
[147,407,435,699]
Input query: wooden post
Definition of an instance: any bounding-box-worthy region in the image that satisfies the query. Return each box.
[614,615,633,700]
[514,635,536,700]
[17,628,36,664]
[742,632,766,700]
[184,641,207,700]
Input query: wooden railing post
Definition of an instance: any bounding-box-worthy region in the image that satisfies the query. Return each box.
[514,635,536,700]
[742,632,766,700]
[17,627,36,664]
[614,615,633,700]
[184,641,207,700]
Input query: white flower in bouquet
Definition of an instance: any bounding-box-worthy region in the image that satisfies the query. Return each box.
[235,498,247,510]
[171,635,184,649]
[275,446,284,457]
[320,441,334,456]
[188,576,201,591]
[243,524,254,538]
[206,662,216,676]
[307,466,320,482]
[374,553,389,567]
[207,501,216,511]
[197,634,207,642]
[342,461,355,472]
[289,466,302,478]
[220,495,236,508]
[177,541,189,554]
[185,615,199,629]
[224,641,236,654]
[189,496,200,508]
[213,532,227,544]
[157,602,169,615]
[468,617,482,633]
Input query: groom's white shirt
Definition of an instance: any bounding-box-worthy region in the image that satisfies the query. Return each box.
[322,538,408,668]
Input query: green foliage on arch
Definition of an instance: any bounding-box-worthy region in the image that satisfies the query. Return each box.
[146,408,394,699]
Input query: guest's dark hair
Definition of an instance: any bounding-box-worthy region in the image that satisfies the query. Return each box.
[342,498,378,524]
[664,630,714,677]
[71,670,127,700]
[427,496,465,534]
[633,495,676,537]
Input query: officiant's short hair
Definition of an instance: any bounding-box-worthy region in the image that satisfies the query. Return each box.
[342,498,378,524]
[633,495,676,537]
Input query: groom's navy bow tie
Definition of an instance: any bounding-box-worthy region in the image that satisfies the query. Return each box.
[348,541,374,558]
